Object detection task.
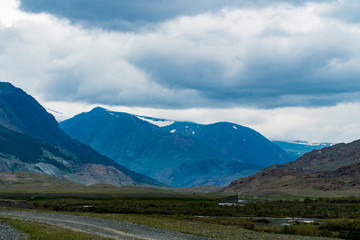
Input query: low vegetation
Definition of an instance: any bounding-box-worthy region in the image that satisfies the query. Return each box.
[30,196,232,216]
[70,213,332,240]
[30,196,360,219]
[0,217,112,240]
[2,195,360,239]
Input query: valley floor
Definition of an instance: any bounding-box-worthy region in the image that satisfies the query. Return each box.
[0,211,213,240]
[0,210,333,240]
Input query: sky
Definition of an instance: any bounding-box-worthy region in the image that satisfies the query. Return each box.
[1,0,360,143]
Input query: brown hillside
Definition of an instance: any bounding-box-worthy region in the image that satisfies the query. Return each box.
[223,140,360,197]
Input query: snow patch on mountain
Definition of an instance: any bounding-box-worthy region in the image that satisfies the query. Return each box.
[170,129,176,133]
[287,141,333,146]
[136,116,175,127]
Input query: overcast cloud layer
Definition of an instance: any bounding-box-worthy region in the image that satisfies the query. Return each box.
[20,0,332,31]
[1,0,360,142]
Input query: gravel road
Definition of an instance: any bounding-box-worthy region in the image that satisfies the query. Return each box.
[0,211,216,240]
[0,219,25,240]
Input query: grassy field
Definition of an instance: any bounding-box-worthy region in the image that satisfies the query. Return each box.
[2,188,360,239]
[28,196,360,219]
[0,212,334,240]
[0,172,229,201]
[0,217,112,240]
[66,212,336,240]
[5,196,355,239]
[0,172,358,200]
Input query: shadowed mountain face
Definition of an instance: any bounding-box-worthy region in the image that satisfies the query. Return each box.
[0,82,63,144]
[223,140,360,196]
[60,107,292,187]
[0,82,163,187]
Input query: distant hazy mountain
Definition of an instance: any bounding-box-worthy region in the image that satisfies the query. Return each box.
[223,140,360,196]
[60,107,292,187]
[0,82,162,187]
[272,141,333,160]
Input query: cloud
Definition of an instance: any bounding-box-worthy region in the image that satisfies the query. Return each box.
[127,1,360,107]
[44,100,360,143]
[1,0,360,110]
[19,0,330,31]
[323,0,360,23]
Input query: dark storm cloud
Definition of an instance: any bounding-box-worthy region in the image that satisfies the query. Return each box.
[20,0,329,31]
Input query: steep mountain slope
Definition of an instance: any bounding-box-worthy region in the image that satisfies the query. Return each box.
[60,108,292,187]
[223,140,360,196]
[272,141,333,160]
[0,82,162,187]
[162,122,290,167]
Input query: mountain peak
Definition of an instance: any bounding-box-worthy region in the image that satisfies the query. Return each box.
[90,107,107,112]
[0,83,163,187]
[0,82,16,93]
[61,108,292,187]
[0,82,62,144]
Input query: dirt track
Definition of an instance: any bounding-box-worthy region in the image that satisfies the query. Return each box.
[0,211,216,240]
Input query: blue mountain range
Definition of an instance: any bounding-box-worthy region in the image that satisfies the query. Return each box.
[60,107,293,186]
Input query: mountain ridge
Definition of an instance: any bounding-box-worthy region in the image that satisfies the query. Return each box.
[223,139,360,196]
[60,107,292,187]
[0,82,163,187]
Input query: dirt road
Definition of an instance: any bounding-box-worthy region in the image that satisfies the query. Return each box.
[0,211,216,240]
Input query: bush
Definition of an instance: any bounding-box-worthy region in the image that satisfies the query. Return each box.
[281,225,296,235]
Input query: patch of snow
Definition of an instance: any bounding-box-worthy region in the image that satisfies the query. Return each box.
[288,141,332,146]
[185,126,189,128]
[192,131,195,135]
[46,108,63,115]
[170,129,176,133]
[233,126,237,130]
[137,116,175,127]
[109,112,114,116]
